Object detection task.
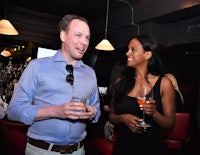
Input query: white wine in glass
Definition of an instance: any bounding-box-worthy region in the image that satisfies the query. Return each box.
[136,83,153,128]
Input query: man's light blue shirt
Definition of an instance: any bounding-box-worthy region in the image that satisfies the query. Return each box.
[7,50,101,145]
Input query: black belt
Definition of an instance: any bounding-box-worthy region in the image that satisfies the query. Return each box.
[27,137,84,154]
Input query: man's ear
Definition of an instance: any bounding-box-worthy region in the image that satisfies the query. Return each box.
[60,30,66,42]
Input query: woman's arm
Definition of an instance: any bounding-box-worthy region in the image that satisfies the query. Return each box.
[109,105,125,125]
[109,102,142,133]
[152,76,176,129]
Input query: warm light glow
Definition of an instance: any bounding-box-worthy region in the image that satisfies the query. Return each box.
[0,19,19,35]
[26,57,32,62]
[181,2,199,8]
[1,49,11,57]
[95,0,115,51]
[95,39,115,51]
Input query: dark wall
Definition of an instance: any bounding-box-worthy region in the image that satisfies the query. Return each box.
[161,52,200,108]
[83,48,127,87]
[160,47,200,148]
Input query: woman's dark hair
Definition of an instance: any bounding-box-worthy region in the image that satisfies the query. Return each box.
[105,61,134,106]
[112,35,164,113]
[133,35,164,75]
[109,61,131,94]
[111,61,135,113]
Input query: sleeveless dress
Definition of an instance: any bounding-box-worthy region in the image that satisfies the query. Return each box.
[112,76,168,155]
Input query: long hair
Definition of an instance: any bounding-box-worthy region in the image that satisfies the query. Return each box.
[111,61,135,113]
[134,35,164,75]
[112,35,164,113]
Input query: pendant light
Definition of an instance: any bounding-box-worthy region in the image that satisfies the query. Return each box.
[0,0,19,35]
[95,0,115,51]
[0,19,19,35]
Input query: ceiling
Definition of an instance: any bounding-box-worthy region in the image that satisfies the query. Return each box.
[1,0,200,63]
[3,0,143,48]
[0,0,144,63]
[7,0,142,23]
[8,0,107,22]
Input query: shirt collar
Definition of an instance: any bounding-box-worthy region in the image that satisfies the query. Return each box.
[52,49,85,68]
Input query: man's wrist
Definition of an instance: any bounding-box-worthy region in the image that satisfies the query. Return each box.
[93,106,97,116]
[90,106,97,120]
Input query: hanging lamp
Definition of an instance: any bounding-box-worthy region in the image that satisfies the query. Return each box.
[0,0,19,35]
[0,19,19,35]
[95,0,115,51]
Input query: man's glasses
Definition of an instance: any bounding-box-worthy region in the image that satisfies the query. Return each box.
[66,65,74,86]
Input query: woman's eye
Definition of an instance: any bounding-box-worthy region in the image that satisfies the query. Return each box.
[131,48,136,52]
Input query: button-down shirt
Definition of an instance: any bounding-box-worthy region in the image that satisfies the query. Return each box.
[7,50,101,145]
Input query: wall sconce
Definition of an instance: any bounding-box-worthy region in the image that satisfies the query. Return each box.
[26,56,32,62]
[1,48,11,57]
[95,0,115,51]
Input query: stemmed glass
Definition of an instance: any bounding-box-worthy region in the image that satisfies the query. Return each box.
[136,82,154,128]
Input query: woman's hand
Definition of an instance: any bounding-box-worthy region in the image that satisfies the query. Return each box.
[142,100,156,116]
[121,114,145,133]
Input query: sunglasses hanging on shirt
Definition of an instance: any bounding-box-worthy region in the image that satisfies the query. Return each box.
[66,64,74,86]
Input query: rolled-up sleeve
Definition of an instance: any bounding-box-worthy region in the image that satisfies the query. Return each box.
[7,60,39,125]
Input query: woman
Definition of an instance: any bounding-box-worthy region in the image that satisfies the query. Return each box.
[109,35,176,155]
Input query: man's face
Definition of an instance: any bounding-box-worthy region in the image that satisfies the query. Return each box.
[62,19,90,61]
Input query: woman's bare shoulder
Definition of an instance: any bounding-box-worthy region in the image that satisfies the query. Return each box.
[160,76,174,92]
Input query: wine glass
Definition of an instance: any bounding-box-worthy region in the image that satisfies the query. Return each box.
[98,87,108,104]
[136,82,154,128]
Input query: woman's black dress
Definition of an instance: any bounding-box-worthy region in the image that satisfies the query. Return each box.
[112,76,168,155]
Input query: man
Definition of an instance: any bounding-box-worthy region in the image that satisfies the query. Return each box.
[7,14,101,155]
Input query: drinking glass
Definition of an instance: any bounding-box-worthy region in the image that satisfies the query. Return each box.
[71,97,87,112]
[136,83,153,128]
